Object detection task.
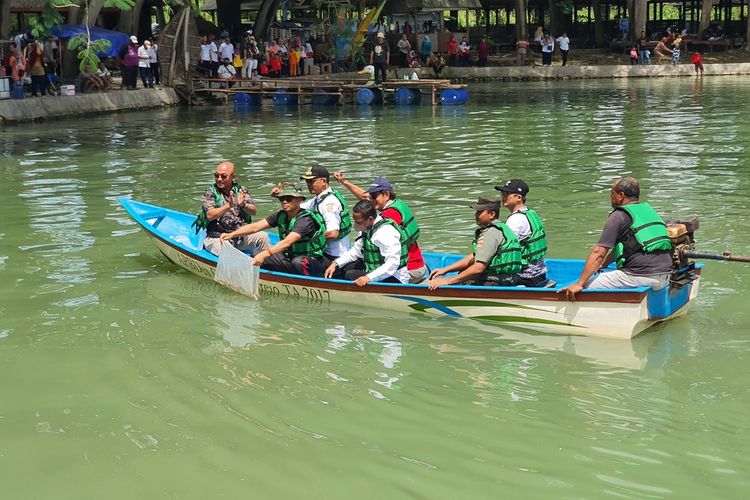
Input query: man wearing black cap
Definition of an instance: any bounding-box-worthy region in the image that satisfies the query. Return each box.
[221,183,327,276]
[333,172,428,283]
[495,179,548,287]
[428,196,522,289]
[298,164,351,265]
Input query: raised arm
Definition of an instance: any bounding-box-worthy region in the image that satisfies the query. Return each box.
[333,172,370,201]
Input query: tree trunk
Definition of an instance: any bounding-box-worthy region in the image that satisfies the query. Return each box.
[515,0,528,40]
[87,0,106,25]
[746,11,750,50]
[625,0,634,39]
[593,0,604,46]
[120,0,147,36]
[68,6,82,25]
[699,0,719,34]
[0,0,11,40]
[633,0,647,37]
[548,0,559,35]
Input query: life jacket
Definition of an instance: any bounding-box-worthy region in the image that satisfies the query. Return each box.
[384,198,420,248]
[612,203,672,268]
[361,218,408,272]
[191,183,252,234]
[472,222,523,275]
[512,208,547,265]
[277,209,326,259]
[315,189,352,238]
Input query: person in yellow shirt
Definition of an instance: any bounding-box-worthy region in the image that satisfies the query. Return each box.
[289,46,300,77]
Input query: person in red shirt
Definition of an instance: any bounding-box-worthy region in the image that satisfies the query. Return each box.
[447,35,458,67]
[691,52,704,75]
[333,173,428,283]
[270,53,282,77]
[477,37,490,67]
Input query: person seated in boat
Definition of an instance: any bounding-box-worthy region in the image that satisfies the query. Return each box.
[333,172,427,283]
[495,179,548,287]
[194,161,269,256]
[428,196,522,289]
[221,182,327,276]
[295,164,351,267]
[558,176,673,300]
[323,200,409,286]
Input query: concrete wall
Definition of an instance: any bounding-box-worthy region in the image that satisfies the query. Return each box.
[0,88,182,124]
[407,63,750,81]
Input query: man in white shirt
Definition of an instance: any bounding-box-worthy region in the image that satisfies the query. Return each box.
[556,32,570,66]
[148,41,160,85]
[217,57,236,88]
[208,34,219,77]
[199,35,213,76]
[298,164,351,262]
[137,40,154,88]
[219,37,234,62]
[324,199,409,286]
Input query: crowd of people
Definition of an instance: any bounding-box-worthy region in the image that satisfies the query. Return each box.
[196,162,674,298]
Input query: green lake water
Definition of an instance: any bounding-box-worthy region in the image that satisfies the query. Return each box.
[1,77,749,498]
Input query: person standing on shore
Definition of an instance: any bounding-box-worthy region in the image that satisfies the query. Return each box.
[149,40,160,85]
[397,34,411,68]
[516,38,528,66]
[556,32,570,66]
[638,31,651,64]
[541,34,554,66]
[370,32,389,84]
[137,40,154,88]
[121,36,140,90]
[691,52,704,75]
[447,35,458,66]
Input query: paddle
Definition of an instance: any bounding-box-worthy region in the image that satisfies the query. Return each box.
[683,250,750,263]
[214,243,260,299]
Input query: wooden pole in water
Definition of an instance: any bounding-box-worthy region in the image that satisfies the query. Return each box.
[683,250,750,263]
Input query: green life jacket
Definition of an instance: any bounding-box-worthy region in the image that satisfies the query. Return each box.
[385,198,421,248]
[514,208,547,265]
[472,221,523,275]
[362,218,408,272]
[315,189,352,238]
[612,203,673,268]
[277,209,327,259]
[191,183,252,234]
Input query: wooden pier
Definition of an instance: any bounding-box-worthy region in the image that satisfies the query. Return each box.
[190,76,468,107]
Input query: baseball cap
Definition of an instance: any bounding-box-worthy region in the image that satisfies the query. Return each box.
[144,40,151,46]
[470,196,500,212]
[300,164,330,180]
[366,177,394,195]
[494,179,529,196]
[272,182,306,200]
[377,32,385,39]
[130,35,138,43]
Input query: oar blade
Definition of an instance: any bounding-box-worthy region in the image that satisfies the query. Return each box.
[215,243,260,299]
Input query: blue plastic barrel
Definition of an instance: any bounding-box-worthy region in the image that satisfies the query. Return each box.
[272,89,297,106]
[233,93,250,104]
[12,83,24,100]
[355,87,383,105]
[394,88,421,106]
[440,88,469,106]
[312,88,338,105]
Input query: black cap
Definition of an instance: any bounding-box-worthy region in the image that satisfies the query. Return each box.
[469,196,500,212]
[494,179,529,196]
[300,164,330,180]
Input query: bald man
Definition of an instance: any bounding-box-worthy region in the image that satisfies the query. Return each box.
[194,161,269,256]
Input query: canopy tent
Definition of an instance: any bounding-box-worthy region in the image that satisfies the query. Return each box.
[50,25,130,58]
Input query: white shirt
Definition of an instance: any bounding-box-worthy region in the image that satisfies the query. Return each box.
[137,46,151,67]
[556,36,570,51]
[506,209,532,241]
[301,187,350,256]
[334,216,409,283]
[148,44,158,63]
[542,38,554,53]
[217,63,236,79]
[209,41,219,62]
[200,43,211,61]
[219,42,234,61]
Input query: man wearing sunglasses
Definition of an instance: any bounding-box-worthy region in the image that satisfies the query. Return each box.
[195,161,269,256]
[221,183,327,276]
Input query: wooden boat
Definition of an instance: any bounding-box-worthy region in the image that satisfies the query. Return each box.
[120,198,703,340]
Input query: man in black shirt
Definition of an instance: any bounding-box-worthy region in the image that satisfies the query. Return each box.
[559,176,673,300]
[370,32,390,84]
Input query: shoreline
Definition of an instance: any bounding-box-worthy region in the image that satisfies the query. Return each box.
[1,64,749,124]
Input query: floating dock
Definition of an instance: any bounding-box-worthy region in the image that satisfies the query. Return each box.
[191,77,468,107]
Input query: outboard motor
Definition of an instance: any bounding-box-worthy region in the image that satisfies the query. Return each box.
[666,217,699,286]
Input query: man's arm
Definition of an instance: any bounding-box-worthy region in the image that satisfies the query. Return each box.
[428,254,473,279]
[333,172,369,200]
[362,226,402,284]
[429,259,487,290]
[221,219,271,240]
[325,238,364,278]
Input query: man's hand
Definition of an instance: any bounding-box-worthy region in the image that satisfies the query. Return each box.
[428,277,449,290]
[354,275,371,287]
[220,231,236,242]
[333,172,345,183]
[557,283,583,301]
[252,252,267,266]
[429,267,447,280]
[270,183,282,197]
[324,262,337,279]
[236,191,246,207]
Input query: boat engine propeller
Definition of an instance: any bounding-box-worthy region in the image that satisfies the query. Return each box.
[667,217,699,286]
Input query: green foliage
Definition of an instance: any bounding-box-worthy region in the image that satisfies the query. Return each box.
[103,0,135,9]
[556,0,575,15]
[68,33,112,71]
[28,3,65,39]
